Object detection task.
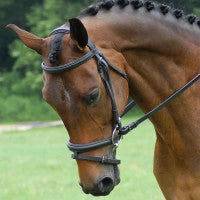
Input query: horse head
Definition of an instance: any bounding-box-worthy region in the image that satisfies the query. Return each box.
[7,18,129,196]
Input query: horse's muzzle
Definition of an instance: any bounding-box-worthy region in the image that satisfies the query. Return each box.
[80,165,120,196]
[81,176,120,196]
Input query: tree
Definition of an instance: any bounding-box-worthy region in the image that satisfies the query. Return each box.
[0,0,94,122]
[155,0,200,14]
[8,0,93,97]
[0,0,43,72]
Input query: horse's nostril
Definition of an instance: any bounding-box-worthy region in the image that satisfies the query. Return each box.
[81,177,115,196]
[97,177,114,193]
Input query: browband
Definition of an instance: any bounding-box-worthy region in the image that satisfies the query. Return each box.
[41,41,99,73]
[42,26,128,79]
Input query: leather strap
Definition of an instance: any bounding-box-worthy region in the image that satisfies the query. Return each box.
[97,60,121,128]
[67,137,112,153]
[120,73,200,135]
[120,100,136,118]
[41,40,128,79]
[72,153,120,165]
[41,46,99,73]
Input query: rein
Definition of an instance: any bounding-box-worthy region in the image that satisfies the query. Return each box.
[41,26,200,165]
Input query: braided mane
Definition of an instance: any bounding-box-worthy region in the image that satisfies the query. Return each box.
[80,0,200,29]
[49,0,199,64]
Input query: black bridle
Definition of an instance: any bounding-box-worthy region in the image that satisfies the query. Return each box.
[41,26,200,165]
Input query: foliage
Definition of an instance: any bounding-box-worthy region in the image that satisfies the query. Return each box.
[0,0,93,122]
[155,0,200,13]
[194,8,200,17]
[0,95,59,123]
[0,0,43,72]
[9,0,94,95]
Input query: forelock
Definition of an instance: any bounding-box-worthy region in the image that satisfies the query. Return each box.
[48,33,65,64]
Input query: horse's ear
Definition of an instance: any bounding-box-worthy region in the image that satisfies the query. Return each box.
[69,18,88,50]
[6,24,44,54]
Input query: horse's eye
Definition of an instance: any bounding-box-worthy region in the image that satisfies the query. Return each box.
[85,89,100,106]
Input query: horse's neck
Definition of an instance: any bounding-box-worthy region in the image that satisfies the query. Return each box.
[83,8,200,149]
[125,45,200,146]
[115,13,200,144]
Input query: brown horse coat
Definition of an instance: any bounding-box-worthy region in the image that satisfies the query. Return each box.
[8,1,200,199]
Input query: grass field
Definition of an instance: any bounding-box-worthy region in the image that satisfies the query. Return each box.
[0,116,164,200]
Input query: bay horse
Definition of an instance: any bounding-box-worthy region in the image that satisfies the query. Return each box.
[7,0,200,199]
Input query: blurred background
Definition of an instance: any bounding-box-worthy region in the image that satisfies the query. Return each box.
[0,1,200,200]
[0,0,199,123]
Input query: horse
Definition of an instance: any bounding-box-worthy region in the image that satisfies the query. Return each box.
[7,0,200,199]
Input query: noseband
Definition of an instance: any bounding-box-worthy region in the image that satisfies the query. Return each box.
[41,25,200,165]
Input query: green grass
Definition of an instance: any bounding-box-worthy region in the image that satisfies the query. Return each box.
[0,116,164,200]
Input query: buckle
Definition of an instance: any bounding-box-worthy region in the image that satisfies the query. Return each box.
[96,54,108,67]
[112,125,123,150]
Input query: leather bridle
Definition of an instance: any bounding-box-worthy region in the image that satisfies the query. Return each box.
[41,25,200,165]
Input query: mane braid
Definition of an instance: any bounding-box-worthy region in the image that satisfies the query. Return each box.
[159,4,170,15]
[187,15,197,24]
[144,1,155,12]
[80,0,200,30]
[130,0,144,9]
[101,0,115,10]
[117,0,129,8]
[86,5,100,15]
[173,9,184,19]
[197,20,200,28]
